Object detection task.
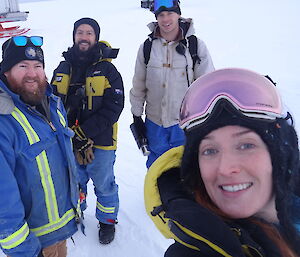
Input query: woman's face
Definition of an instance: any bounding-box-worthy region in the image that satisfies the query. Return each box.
[198,125,275,220]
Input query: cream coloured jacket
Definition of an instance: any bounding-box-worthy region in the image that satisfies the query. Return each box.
[130,18,215,127]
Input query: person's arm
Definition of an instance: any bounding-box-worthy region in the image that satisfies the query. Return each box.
[157,168,193,206]
[193,38,215,79]
[130,44,147,118]
[0,147,41,257]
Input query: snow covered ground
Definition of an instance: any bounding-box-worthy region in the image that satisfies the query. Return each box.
[1,0,300,256]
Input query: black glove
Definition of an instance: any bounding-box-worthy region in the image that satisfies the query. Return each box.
[71,125,93,158]
[133,115,146,138]
[73,136,93,156]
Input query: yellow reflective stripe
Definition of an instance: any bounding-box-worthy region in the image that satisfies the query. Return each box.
[96,202,115,214]
[31,209,75,237]
[0,223,29,250]
[36,151,59,221]
[11,108,39,145]
[12,108,59,222]
[57,109,66,127]
[173,221,232,257]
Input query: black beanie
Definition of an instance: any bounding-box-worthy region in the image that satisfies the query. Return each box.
[155,5,181,18]
[73,17,100,43]
[0,37,44,74]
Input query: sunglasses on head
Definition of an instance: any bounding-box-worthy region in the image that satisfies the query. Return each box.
[11,36,43,47]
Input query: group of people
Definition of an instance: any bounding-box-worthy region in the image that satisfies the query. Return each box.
[0,16,124,257]
[0,0,299,256]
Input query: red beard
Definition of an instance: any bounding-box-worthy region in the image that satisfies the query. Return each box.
[6,75,48,105]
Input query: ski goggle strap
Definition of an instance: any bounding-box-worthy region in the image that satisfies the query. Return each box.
[180,68,286,131]
[12,36,43,47]
[152,0,179,13]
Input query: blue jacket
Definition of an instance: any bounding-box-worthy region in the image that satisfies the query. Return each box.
[0,79,79,257]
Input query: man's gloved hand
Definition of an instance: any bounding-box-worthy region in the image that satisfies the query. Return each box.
[84,146,95,164]
[74,138,94,165]
[73,136,92,152]
[133,115,146,138]
[71,125,94,165]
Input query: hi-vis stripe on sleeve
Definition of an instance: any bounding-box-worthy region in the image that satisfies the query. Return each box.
[97,202,115,214]
[11,107,59,222]
[0,223,29,250]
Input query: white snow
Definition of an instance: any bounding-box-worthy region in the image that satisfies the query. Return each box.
[1,0,300,256]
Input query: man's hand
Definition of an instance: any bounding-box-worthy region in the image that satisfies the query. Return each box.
[133,115,146,138]
[75,139,94,165]
[84,146,95,164]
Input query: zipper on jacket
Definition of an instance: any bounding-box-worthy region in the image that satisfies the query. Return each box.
[27,106,57,132]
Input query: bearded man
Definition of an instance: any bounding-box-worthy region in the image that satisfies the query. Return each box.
[51,18,124,245]
[0,36,80,257]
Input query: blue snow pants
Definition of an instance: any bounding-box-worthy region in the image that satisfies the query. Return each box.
[145,118,185,169]
[77,148,119,224]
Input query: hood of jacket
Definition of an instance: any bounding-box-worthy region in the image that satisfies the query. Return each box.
[0,83,14,115]
[147,17,195,39]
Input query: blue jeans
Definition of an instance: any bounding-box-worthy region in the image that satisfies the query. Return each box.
[145,119,185,168]
[77,148,119,224]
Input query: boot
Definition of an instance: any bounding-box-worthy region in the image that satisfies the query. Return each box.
[98,222,115,244]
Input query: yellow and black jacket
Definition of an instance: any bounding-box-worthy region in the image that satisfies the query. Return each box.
[51,42,124,149]
[144,146,286,257]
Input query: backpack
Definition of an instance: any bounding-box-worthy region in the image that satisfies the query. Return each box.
[143,35,201,70]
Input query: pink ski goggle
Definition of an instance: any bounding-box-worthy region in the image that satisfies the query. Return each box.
[180,68,286,131]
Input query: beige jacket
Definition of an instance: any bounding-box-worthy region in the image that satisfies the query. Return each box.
[130,18,215,127]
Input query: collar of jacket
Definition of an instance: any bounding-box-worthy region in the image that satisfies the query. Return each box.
[230,219,282,257]
[62,41,118,66]
[62,43,102,65]
[0,77,53,115]
[0,80,14,114]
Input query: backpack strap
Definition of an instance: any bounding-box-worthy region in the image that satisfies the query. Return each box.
[187,35,201,70]
[143,35,201,69]
[143,38,153,65]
